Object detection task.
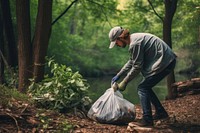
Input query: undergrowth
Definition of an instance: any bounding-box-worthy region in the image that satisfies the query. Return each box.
[0,85,29,107]
[28,58,92,112]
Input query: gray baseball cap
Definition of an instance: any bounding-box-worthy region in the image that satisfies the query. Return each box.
[108,26,124,49]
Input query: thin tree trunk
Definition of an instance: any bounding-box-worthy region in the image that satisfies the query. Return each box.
[147,0,178,99]
[197,25,200,45]
[0,3,4,84]
[16,0,32,92]
[163,0,178,99]
[0,0,18,67]
[69,3,77,34]
[33,0,52,82]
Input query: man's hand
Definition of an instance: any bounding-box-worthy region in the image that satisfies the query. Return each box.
[118,80,128,91]
[112,82,118,91]
[111,75,120,85]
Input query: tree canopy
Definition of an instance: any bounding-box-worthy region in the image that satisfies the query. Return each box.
[47,0,199,76]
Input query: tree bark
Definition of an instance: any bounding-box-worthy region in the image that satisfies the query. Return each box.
[33,0,52,82]
[0,0,18,67]
[197,25,200,46]
[16,0,32,92]
[163,0,178,99]
[0,2,4,84]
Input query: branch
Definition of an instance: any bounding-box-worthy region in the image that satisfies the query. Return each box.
[86,0,103,7]
[51,0,79,26]
[0,50,13,76]
[147,0,163,22]
[6,113,20,131]
[0,127,10,133]
[85,0,113,27]
[0,50,9,68]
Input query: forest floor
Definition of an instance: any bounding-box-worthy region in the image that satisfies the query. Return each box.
[1,92,200,133]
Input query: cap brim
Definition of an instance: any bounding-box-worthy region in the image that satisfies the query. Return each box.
[109,41,116,49]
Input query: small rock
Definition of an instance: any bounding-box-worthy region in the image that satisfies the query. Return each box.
[155,120,162,126]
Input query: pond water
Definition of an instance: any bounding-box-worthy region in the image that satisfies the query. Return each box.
[86,74,189,104]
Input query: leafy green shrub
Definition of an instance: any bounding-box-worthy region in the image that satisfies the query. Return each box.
[28,59,92,111]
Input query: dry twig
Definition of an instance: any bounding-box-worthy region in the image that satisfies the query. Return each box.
[5,112,20,132]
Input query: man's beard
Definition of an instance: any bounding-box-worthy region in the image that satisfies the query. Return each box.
[120,40,127,48]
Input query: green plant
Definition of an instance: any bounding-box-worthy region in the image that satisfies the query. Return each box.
[0,85,29,107]
[36,112,51,129]
[28,58,92,111]
[4,67,18,88]
[58,119,73,132]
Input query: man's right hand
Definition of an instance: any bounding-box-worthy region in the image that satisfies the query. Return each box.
[118,80,128,91]
[111,75,120,85]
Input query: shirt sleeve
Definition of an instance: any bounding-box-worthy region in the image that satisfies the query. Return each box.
[123,43,144,82]
[117,59,133,77]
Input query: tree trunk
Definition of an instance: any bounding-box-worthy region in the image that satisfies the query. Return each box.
[197,25,200,46]
[0,0,18,67]
[163,0,178,99]
[16,0,32,92]
[69,3,77,34]
[0,3,4,84]
[33,0,52,82]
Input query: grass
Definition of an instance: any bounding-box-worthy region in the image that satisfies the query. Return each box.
[0,85,29,107]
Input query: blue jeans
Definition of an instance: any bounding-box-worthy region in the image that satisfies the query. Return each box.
[137,59,176,122]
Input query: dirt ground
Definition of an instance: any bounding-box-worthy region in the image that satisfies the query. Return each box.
[68,93,200,133]
[1,93,200,133]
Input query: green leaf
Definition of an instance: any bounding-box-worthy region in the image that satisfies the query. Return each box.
[44,82,53,88]
[79,87,88,91]
[75,80,84,87]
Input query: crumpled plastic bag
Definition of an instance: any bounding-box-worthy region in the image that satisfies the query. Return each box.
[87,84,135,124]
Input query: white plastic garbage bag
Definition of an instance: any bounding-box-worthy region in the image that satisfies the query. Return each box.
[87,84,136,124]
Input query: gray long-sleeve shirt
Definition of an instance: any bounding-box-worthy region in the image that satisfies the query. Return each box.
[117,33,177,82]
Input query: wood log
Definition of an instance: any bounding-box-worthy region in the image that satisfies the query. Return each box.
[191,78,200,81]
[127,122,153,132]
[172,78,200,94]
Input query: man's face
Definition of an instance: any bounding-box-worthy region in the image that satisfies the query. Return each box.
[115,37,127,48]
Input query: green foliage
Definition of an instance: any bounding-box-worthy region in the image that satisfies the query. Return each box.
[48,0,123,76]
[28,58,92,111]
[58,119,73,132]
[3,67,18,88]
[10,0,198,77]
[36,112,51,129]
[35,109,73,132]
[173,0,200,47]
[120,0,164,36]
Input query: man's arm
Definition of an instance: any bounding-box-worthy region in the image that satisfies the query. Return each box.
[116,59,133,77]
[123,44,144,82]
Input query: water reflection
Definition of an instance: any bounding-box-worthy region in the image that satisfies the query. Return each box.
[87,74,188,104]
